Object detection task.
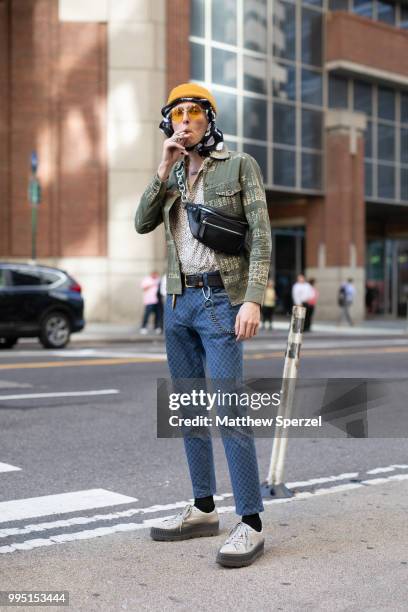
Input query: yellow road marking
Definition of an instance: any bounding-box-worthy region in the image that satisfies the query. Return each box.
[0,345,407,370]
[0,357,165,371]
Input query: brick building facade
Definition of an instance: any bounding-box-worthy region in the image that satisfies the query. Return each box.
[1,0,408,322]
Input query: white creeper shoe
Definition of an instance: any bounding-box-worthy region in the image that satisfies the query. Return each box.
[216,521,264,567]
[150,504,219,541]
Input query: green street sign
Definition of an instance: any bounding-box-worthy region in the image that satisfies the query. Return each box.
[29,178,41,205]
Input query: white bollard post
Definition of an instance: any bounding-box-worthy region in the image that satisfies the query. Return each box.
[261,305,306,499]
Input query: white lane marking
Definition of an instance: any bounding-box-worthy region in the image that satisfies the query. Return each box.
[367,464,408,474]
[286,472,359,487]
[0,381,32,389]
[0,493,234,538]
[1,474,407,554]
[2,463,408,539]
[0,389,120,401]
[0,489,137,524]
[0,463,21,474]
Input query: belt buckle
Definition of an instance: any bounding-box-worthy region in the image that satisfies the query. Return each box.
[184,274,196,288]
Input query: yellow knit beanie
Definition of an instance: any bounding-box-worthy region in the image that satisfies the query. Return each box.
[166,83,218,113]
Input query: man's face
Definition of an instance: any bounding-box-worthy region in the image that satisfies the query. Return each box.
[170,102,209,147]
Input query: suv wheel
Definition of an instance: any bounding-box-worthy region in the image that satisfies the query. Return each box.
[0,337,18,349]
[39,312,71,348]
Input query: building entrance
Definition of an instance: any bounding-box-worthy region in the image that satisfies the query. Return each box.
[366,239,408,317]
[271,227,305,314]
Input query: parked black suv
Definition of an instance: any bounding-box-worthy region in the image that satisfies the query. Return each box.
[0,262,85,349]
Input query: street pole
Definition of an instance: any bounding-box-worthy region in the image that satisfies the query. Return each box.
[261,305,306,499]
[28,151,41,263]
[31,203,38,261]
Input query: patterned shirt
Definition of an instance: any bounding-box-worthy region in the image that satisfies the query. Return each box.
[169,158,218,274]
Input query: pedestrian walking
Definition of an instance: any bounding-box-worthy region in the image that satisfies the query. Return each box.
[261,279,276,330]
[140,271,161,334]
[304,278,318,332]
[338,278,355,326]
[292,274,313,331]
[135,82,272,567]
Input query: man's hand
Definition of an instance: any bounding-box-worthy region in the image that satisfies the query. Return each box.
[235,302,261,341]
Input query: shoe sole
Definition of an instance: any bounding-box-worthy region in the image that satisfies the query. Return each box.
[150,523,219,542]
[216,541,264,568]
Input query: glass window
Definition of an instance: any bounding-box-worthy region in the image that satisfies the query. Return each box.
[377,124,395,162]
[224,140,237,151]
[401,5,408,29]
[365,120,373,158]
[353,80,372,115]
[329,75,348,108]
[0,269,7,287]
[352,0,373,18]
[244,97,268,141]
[215,91,238,135]
[191,0,205,38]
[401,168,408,201]
[10,269,41,286]
[301,69,323,106]
[273,1,296,61]
[244,55,267,94]
[401,128,408,164]
[271,62,296,101]
[378,164,395,199]
[302,152,322,189]
[273,147,296,187]
[212,0,237,45]
[244,0,267,53]
[273,103,296,146]
[329,0,349,9]
[212,48,237,88]
[243,143,268,181]
[365,162,373,197]
[377,1,395,25]
[302,0,322,6]
[191,43,205,82]
[378,87,395,121]
[401,93,408,124]
[41,271,60,285]
[301,7,322,67]
[302,108,322,149]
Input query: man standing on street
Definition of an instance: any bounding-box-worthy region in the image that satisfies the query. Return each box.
[134,83,272,568]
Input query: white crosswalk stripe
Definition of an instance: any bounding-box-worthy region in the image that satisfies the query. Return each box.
[0,462,21,474]
[0,463,407,555]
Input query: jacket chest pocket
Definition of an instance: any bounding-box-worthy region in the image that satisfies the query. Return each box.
[205,180,243,214]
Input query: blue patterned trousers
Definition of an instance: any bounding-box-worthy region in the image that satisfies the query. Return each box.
[164,285,264,516]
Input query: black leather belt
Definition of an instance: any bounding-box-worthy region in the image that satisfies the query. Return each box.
[182,271,224,288]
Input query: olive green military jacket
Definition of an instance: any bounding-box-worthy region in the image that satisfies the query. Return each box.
[134,146,272,306]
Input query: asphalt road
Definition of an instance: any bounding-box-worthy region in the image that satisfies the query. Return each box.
[0,333,407,611]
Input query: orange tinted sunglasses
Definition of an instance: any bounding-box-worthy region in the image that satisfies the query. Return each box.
[170,104,204,123]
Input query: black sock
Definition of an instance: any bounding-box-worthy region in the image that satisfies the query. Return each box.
[194,495,215,513]
[242,513,262,532]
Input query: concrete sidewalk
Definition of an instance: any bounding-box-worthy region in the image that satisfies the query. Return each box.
[70,318,408,344]
[2,479,407,611]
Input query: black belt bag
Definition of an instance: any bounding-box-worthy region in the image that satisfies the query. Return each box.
[185,203,248,255]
